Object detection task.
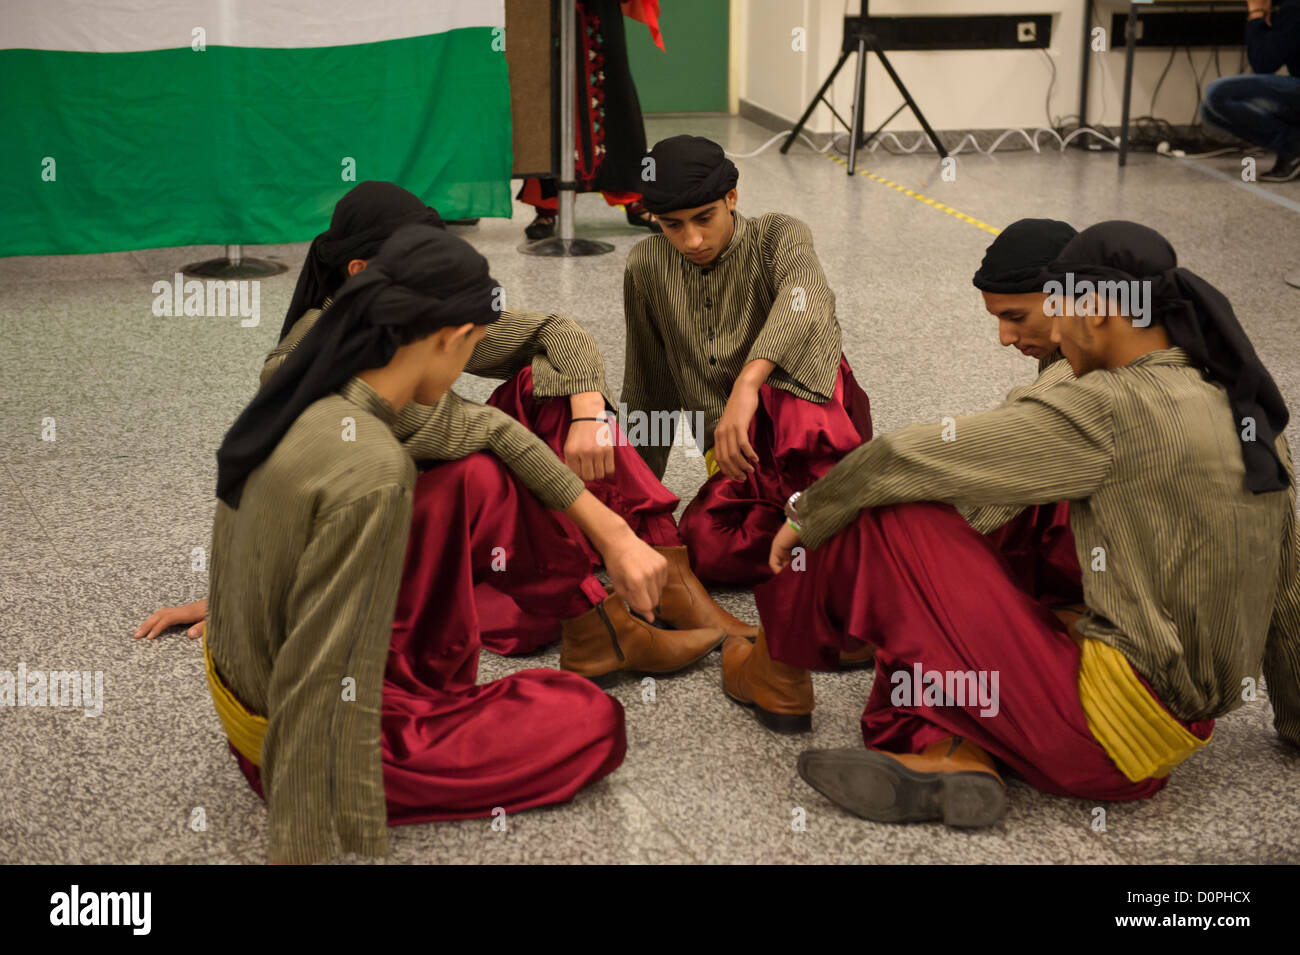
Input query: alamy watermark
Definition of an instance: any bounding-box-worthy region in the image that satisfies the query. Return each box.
[889,662,1000,718]
[1,663,104,717]
[594,405,705,456]
[1043,273,1152,328]
[49,885,150,934]
[152,273,260,327]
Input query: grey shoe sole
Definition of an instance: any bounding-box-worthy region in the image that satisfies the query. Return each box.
[797,748,1005,828]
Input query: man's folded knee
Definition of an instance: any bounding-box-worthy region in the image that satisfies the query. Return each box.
[446,452,514,493]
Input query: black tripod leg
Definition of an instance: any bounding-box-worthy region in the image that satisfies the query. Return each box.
[1079,0,1093,126]
[871,44,949,159]
[782,50,852,154]
[1119,4,1136,167]
[853,42,867,146]
[848,39,867,174]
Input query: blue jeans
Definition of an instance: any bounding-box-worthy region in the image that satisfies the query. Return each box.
[1202,74,1300,155]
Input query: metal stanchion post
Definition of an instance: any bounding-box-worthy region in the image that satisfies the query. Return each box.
[182,242,286,278]
[520,0,614,256]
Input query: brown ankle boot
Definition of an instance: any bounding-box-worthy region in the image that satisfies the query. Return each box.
[721,627,813,733]
[653,545,759,639]
[560,593,725,686]
[797,736,1005,828]
[838,642,877,669]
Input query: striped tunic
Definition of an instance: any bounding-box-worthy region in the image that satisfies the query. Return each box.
[622,211,843,478]
[958,354,1076,533]
[206,377,414,864]
[798,347,1300,739]
[264,305,608,510]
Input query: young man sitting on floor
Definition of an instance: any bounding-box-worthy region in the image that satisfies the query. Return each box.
[726,220,1300,829]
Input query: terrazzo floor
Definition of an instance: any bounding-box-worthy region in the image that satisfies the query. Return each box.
[2,115,1298,864]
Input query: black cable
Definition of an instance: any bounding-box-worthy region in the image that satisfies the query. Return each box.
[1197,44,1217,126]
[1150,46,1179,117]
[1187,44,1217,127]
[1041,47,1058,130]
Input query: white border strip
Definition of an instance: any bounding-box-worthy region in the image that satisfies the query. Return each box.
[0,0,504,53]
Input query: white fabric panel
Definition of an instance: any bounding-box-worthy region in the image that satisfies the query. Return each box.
[0,0,504,52]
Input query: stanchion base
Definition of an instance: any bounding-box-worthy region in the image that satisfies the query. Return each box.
[1286,269,1300,290]
[517,237,615,257]
[180,257,289,278]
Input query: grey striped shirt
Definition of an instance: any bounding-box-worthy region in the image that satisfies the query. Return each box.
[958,355,1076,534]
[207,377,414,864]
[264,305,606,510]
[621,211,844,478]
[798,347,1300,740]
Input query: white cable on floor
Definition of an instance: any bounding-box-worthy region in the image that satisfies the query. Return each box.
[724,129,836,159]
[1057,127,1122,151]
[1157,142,1243,160]
[726,125,1121,160]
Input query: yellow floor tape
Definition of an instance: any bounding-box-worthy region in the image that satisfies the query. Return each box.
[825,153,1002,236]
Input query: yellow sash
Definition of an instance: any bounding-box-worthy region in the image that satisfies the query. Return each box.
[704,448,721,479]
[203,636,267,767]
[1076,638,1211,782]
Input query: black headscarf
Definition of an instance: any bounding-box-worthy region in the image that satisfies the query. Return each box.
[280,181,445,339]
[639,135,739,214]
[217,225,499,508]
[972,218,1078,293]
[1043,220,1289,494]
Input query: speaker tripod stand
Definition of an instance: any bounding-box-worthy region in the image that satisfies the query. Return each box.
[781,14,948,174]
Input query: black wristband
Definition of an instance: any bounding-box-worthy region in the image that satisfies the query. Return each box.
[570,416,606,423]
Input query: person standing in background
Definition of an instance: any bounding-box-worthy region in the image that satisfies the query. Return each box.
[519,0,665,238]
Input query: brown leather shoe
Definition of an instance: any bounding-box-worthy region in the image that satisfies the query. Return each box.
[560,593,725,686]
[653,545,759,639]
[838,642,876,669]
[797,737,1005,828]
[721,627,813,733]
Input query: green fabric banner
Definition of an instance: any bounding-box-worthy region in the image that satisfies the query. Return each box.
[0,28,513,257]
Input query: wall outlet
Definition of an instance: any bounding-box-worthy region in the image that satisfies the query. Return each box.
[1017,21,1037,43]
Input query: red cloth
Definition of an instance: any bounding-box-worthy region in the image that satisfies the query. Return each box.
[231,454,626,821]
[679,357,872,586]
[754,501,1213,802]
[621,0,665,51]
[983,501,1084,607]
[486,365,683,569]
[518,177,642,213]
[399,450,610,657]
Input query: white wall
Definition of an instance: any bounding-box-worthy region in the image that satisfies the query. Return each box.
[735,0,1243,134]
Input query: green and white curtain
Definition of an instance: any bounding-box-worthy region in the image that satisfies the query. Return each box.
[0,1,513,257]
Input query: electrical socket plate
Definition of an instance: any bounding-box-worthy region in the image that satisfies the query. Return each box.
[1017,21,1037,43]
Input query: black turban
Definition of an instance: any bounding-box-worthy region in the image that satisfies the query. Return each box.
[280,181,445,340]
[972,218,1078,293]
[217,225,499,508]
[639,135,739,214]
[1042,220,1290,494]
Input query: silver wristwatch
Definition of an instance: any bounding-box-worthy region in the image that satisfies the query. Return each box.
[784,490,803,531]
